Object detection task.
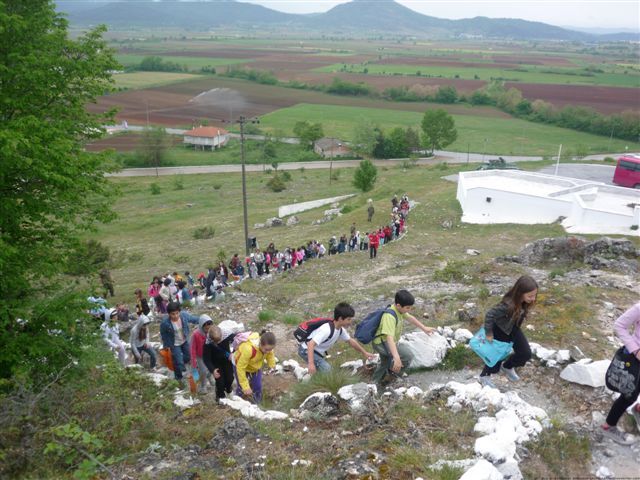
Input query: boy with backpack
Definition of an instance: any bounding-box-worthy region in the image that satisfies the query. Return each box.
[203,324,236,402]
[296,302,375,375]
[364,290,435,385]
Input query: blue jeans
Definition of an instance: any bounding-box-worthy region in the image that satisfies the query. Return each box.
[137,344,157,369]
[171,342,190,381]
[298,345,331,373]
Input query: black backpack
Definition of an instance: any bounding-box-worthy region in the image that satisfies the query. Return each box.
[293,317,334,343]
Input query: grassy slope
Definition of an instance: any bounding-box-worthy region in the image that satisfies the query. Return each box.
[259,103,640,156]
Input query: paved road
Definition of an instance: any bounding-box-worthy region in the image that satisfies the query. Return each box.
[105,123,626,178]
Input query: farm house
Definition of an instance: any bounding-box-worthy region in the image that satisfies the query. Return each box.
[314,137,351,158]
[183,126,229,150]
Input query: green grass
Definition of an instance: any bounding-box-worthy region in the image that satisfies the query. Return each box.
[115,54,250,71]
[113,71,201,89]
[316,63,640,88]
[118,138,322,167]
[260,103,640,156]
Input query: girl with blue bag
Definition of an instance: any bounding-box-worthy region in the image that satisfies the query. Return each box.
[475,275,538,389]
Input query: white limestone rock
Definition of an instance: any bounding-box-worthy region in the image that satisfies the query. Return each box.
[454,328,473,343]
[497,459,523,480]
[398,331,449,368]
[173,391,201,410]
[338,383,378,413]
[144,372,169,387]
[474,416,497,435]
[556,350,571,363]
[340,360,364,374]
[218,320,245,339]
[560,359,609,387]
[298,392,339,418]
[219,396,288,421]
[459,459,503,480]
[282,359,300,371]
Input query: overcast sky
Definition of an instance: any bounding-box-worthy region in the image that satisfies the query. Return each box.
[240,1,640,29]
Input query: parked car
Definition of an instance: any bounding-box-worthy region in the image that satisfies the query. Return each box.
[476,157,520,171]
[612,154,640,189]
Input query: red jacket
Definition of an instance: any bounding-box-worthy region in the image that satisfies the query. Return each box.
[190,329,207,368]
[369,232,380,247]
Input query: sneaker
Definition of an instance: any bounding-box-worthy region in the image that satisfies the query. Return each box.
[601,425,635,445]
[500,365,520,382]
[479,376,497,389]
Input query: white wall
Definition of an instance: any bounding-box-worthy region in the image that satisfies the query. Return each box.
[278,194,356,218]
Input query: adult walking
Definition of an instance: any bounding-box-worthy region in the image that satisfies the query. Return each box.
[478,275,537,389]
[368,230,379,259]
[367,199,374,222]
[600,302,640,444]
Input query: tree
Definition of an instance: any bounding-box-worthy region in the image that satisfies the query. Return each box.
[421,109,458,154]
[386,127,410,158]
[405,127,421,153]
[353,159,378,192]
[138,126,170,167]
[293,121,324,150]
[0,1,119,381]
[434,85,458,104]
[352,119,378,157]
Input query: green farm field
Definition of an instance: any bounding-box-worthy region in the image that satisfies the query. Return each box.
[115,53,250,71]
[113,71,202,89]
[317,63,640,88]
[259,103,640,156]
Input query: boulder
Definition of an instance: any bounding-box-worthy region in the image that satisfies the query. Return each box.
[253,223,265,229]
[497,459,523,480]
[298,392,339,419]
[326,451,382,480]
[454,328,474,343]
[265,217,283,227]
[459,459,504,480]
[466,249,481,256]
[207,417,256,449]
[286,215,300,226]
[398,332,449,368]
[560,359,609,388]
[457,302,480,323]
[323,208,341,216]
[338,383,378,414]
[518,236,586,266]
[340,359,364,374]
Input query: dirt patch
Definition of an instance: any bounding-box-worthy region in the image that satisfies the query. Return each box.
[507,82,640,114]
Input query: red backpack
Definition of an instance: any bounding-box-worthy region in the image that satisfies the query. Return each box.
[293,317,334,343]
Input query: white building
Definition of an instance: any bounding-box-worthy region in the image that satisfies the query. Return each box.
[457,170,640,236]
[183,126,229,150]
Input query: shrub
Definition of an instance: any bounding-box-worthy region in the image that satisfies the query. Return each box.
[282,313,301,325]
[433,261,468,283]
[267,175,286,192]
[193,226,215,240]
[173,176,184,190]
[437,344,482,370]
[257,310,277,322]
[353,159,378,192]
[149,183,161,195]
[340,205,355,214]
[212,183,222,190]
[280,171,292,182]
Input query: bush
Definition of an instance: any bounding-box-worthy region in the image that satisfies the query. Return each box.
[267,175,286,192]
[353,159,378,192]
[258,310,277,322]
[212,183,222,190]
[433,261,468,283]
[193,226,215,240]
[173,176,184,190]
[437,344,482,370]
[340,205,355,214]
[280,171,292,182]
[149,183,161,195]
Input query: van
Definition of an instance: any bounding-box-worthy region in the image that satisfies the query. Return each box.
[612,154,640,189]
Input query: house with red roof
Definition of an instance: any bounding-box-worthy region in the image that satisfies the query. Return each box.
[183,126,229,150]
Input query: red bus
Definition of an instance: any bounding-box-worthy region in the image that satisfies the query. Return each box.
[612,154,640,189]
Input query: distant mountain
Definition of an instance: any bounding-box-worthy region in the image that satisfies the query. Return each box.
[56,0,632,41]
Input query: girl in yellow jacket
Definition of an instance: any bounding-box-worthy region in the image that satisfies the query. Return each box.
[233,331,276,403]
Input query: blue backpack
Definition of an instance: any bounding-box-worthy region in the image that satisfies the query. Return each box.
[354,307,398,344]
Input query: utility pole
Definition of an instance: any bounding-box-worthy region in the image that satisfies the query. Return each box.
[554,144,563,176]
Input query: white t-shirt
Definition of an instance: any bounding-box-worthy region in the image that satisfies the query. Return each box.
[301,322,350,355]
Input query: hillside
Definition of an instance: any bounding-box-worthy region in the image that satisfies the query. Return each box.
[56,0,603,41]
